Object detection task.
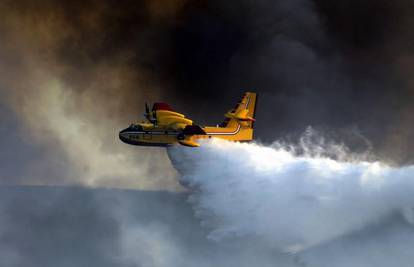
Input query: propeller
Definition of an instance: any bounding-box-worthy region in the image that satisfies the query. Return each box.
[143,102,157,124]
[152,109,157,124]
[145,102,150,114]
[144,102,151,121]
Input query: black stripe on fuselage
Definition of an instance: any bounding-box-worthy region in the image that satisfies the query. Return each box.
[127,141,171,147]
[119,135,172,147]
[121,131,180,136]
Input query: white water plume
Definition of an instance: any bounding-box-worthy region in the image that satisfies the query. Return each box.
[167,137,414,252]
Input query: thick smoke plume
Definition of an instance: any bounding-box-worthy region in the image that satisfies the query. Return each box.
[168,137,414,254]
[1,0,414,188]
[0,0,184,189]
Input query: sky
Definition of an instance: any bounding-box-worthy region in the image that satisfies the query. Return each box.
[1,0,414,266]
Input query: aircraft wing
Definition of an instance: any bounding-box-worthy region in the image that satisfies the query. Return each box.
[152,103,193,130]
[177,125,206,147]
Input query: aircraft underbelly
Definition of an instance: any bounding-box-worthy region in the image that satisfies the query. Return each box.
[119,131,179,146]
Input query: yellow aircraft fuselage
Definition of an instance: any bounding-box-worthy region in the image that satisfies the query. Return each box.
[119,92,257,147]
[119,125,253,147]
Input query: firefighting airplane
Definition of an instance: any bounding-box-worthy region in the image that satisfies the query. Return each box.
[119,92,257,147]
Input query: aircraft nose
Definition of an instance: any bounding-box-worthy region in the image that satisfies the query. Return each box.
[119,128,129,143]
[119,127,129,134]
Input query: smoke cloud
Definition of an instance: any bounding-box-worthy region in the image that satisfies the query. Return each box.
[1,1,414,266]
[0,0,185,189]
[1,0,414,188]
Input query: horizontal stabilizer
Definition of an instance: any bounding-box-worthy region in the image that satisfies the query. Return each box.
[225,108,255,122]
[221,92,257,129]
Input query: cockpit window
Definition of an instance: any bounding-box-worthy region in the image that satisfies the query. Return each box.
[129,124,143,131]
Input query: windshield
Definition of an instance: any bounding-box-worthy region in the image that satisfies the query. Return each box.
[129,124,143,131]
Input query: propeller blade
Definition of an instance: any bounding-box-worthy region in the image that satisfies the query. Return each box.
[152,110,157,124]
[144,102,151,121]
[145,102,150,114]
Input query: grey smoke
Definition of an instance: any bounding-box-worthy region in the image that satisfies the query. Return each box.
[1,184,414,267]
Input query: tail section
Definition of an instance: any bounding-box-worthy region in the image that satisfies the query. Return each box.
[221,92,257,129]
[202,92,257,142]
[215,92,257,141]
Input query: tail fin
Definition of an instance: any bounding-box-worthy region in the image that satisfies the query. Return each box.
[221,92,257,129]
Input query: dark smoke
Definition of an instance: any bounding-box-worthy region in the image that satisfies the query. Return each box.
[166,0,414,164]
